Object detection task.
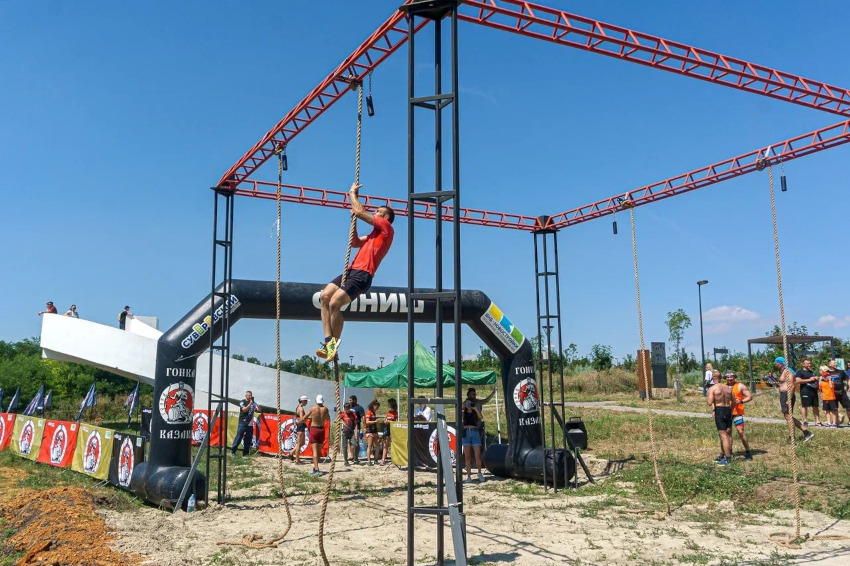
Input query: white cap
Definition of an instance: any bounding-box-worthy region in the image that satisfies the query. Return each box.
[299,395,308,401]
[316,394,324,405]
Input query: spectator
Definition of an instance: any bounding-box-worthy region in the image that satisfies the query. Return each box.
[340,402,357,466]
[774,357,813,442]
[302,395,330,476]
[293,395,309,464]
[725,370,753,461]
[702,362,714,396]
[381,398,398,465]
[38,301,58,316]
[707,370,732,466]
[118,306,133,330]
[819,365,839,427]
[363,399,381,466]
[64,304,79,318]
[474,388,496,447]
[462,388,486,483]
[413,396,433,422]
[827,359,850,425]
[231,391,258,456]
[349,395,365,463]
[796,359,822,427]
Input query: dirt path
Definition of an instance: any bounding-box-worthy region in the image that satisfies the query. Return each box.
[101,455,850,566]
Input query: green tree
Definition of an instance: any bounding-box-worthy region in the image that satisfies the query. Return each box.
[665,308,692,377]
[589,344,613,372]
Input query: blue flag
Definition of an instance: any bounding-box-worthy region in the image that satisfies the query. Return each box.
[42,390,53,411]
[126,382,140,422]
[76,382,98,422]
[23,385,45,416]
[6,388,19,412]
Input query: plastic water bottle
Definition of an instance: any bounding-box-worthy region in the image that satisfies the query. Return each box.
[187,494,196,513]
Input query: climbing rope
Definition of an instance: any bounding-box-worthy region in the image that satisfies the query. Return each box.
[627,202,671,516]
[765,156,803,542]
[218,148,292,550]
[317,77,365,566]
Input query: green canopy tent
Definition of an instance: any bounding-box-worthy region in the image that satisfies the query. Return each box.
[344,341,501,441]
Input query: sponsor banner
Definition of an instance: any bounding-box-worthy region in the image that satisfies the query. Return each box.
[257,414,328,458]
[37,420,78,468]
[140,408,152,440]
[0,413,15,450]
[10,416,45,461]
[389,422,456,468]
[190,410,239,447]
[109,432,145,491]
[181,294,240,349]
[480,302,524,354]
[72,424,113,480]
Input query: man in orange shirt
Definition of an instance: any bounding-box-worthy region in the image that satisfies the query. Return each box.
[819,365,839,427]
[725,370,753,461]
[317,182,395,361]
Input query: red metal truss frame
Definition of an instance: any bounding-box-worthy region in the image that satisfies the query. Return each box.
[217,0,850,230]
[547,120,850,229]
[460,0,850,117]
[233,180,543,230]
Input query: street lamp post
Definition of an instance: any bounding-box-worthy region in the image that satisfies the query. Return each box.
[349,355,354,367]
[697,280,708,395]
[379,356,384,368]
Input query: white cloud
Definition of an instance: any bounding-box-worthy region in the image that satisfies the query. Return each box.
[703,305,760,323]
[816,314,850,329]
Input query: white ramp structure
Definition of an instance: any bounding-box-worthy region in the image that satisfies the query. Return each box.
[39,313,371,412]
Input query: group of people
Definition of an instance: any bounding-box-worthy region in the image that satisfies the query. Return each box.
[37,302,135,330]
[37,301,79,318]
[708,355,849,465]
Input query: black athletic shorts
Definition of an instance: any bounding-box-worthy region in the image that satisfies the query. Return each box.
[837,391,850,410]
[714,407,732,431]
[779,391,796,414]
[332,269,373,300]
[800,386,819,408]
[295,422,307,433]
[822,400,838,412]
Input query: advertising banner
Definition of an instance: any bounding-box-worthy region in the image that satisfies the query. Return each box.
[390,422,457,468]
[72,424,113,480]
[10,416,45,461]
[0,413,14,450]
[140,408,152,440]
[109,432,145,491]
[258,414,329,458]
[36,420,78,468]
[190,410,239,447]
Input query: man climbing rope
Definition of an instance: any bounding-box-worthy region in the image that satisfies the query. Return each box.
[317,182,395,361]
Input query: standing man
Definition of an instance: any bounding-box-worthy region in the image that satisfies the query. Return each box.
[827,359,850,425]
[703,362,714,396]
[38,301,58,316]
[348,395,365,464]
[775,357,814,442]
[292,395,309,464]
[796,359,822,427]
[317,183,395,362]
[231,391,258,456]
[707,370,733,466]
[118,306,133,330]
[725,370,753,460]
[301,395,330,476]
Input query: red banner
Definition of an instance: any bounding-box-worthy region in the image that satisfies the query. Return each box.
[37,420,78,468]
[191,410,239,447]
[258,414,329,458]
[0,413,14,450]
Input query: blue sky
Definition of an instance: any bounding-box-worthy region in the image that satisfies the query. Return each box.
[2,1,849,371]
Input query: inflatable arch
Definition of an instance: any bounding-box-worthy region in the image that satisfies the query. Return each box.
[131,280,573,508]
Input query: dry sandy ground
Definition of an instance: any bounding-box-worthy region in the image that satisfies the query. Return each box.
[101,454,850,566]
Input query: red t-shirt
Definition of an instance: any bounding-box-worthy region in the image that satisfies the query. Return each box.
[340,409,356,432]
[350,216,394,276]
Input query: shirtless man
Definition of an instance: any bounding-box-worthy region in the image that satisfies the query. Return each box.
[707,370,733,466]
[775,357,814,442]
[293,395,309,464]
[300,394,331,476]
